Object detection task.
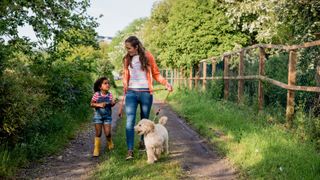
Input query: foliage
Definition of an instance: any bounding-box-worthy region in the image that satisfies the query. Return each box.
[224,0,320,44]
[0,0,114,177]
[0,0,98,45]
[143,0,249,70]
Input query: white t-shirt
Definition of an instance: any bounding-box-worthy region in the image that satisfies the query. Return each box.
[128,55,149,88]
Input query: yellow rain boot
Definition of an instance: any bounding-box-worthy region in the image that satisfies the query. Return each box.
[93,137,101,157]
[107,138,114,150]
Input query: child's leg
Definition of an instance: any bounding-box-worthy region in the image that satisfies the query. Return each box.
[93,124,102,157]
[103,124,113,150]
[95,124,103,137]
[103,124,111,138]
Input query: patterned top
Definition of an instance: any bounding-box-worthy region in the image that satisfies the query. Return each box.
[91,91,113,102]
[128,55,149,88]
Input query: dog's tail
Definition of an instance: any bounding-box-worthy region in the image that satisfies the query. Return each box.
[158,116,168,125]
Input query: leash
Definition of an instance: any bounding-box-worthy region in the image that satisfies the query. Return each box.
[117,88,167,118]
[153,91,171,121]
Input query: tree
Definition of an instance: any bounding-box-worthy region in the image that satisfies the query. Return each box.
[143,0,249,69]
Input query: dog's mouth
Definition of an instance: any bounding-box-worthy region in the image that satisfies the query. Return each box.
[136,130,143,135]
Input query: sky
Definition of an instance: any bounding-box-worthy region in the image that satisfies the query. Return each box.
[18,0,158,41]
[87,0,158,38]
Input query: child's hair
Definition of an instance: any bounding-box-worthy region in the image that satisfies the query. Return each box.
[93,77,108,92]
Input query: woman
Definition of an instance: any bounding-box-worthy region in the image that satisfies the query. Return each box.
[122,36,173,160]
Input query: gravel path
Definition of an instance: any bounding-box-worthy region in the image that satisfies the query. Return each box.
[154,101,237,179]
[18,100,237,179]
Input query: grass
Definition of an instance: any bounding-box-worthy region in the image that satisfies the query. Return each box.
[0,103,92,178]
[158,87,320,179]
[92,110,182,179]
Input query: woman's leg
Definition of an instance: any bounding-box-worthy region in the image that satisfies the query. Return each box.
[125,92,138,151]
[139,92,153,119]
[139,92,153,144]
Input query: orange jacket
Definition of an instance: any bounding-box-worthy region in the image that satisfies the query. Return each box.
[122,51,168,94]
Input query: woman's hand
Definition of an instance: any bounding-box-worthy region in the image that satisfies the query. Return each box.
[165,83,173,92]
[123,86,128,93]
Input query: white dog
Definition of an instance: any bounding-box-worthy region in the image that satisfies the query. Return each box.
[134,116,169,164]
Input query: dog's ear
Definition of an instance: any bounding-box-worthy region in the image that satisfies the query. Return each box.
[145,121,155,134]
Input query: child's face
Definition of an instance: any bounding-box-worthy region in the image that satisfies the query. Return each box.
[100,80,110,91]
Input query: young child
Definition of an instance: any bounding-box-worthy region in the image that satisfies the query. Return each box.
[90,77,117,157]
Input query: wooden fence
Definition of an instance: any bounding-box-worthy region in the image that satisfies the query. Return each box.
[160,40,320,126]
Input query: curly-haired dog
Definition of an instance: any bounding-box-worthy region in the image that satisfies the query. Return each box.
[134,116,169,164]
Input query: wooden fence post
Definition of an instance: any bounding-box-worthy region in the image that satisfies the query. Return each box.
[224,56,229,100]
[165,69,168,82]
[195,64,200,90]
[286,50,297,126]
[183,69,187,87]
[189,67,193,89]
[238,51,244,103]
[212,58,216,77]
[258,47,266,111]
[174,69,177,86]
[202,61,207,90]
[171,69,174,86]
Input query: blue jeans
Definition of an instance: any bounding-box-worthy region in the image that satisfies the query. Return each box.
[125,88,153,150]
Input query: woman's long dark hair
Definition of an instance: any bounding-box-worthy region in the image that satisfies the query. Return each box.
[124,36,149,71]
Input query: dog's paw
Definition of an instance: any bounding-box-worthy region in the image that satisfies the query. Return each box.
[147,160,155,164]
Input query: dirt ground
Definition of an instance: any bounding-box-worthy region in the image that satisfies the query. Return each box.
[17,101,237,179]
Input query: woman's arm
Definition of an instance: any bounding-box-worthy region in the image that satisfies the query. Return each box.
[147,52,173,91]
[147,52,167,85]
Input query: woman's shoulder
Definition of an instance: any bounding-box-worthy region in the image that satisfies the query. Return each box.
[145,51,155,61]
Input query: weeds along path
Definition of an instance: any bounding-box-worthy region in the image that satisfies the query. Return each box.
[154,101,237,179]
[17,103,122,179]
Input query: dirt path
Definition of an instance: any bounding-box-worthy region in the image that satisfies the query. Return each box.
[17,104,121,179]
[154,101,237,179]
[18,101,237,179]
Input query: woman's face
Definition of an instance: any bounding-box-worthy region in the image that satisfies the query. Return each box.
[125,42,138,56]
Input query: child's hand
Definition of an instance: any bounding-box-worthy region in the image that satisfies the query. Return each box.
[111,99,118,105]
[99,102,107,108]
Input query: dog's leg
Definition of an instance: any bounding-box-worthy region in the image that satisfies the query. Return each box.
[146,148,157,164]
[165,137,169,155]
[155,148,161,159]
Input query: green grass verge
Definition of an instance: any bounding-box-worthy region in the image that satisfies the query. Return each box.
[159,88,320,179]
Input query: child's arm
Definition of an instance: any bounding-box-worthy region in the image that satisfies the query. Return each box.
[90,100,106,108]
[109,92,118,107]
[91,92,106,108]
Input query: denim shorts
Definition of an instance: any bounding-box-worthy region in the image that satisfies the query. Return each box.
[93,110,112,124]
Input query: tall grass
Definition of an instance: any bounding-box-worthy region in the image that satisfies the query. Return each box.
[160,88,320,179]
[0,103,92,178]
